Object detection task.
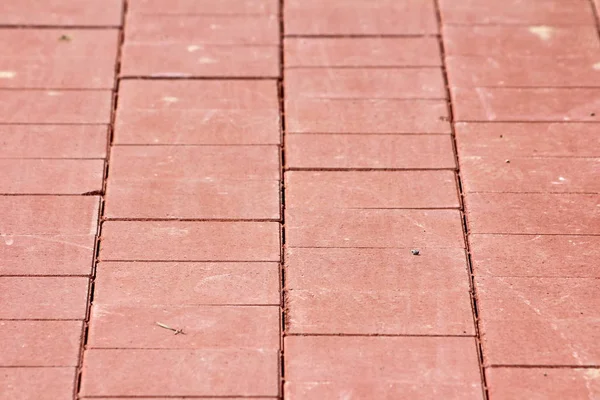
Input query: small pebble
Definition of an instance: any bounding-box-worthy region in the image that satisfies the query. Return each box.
[505,159,510,163]
[411,249,420,256]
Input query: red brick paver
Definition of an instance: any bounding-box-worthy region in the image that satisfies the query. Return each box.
[4,0,600,398]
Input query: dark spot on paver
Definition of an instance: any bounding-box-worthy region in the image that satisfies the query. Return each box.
[58,34,71,42]
[499,135,503,138]
[411,249,420,256]
[591,113,596,117]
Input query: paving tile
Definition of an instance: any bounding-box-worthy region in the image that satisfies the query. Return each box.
[465,193,600,234]
[0,321,82,366]
[443,26,600,56]
[114,80,280,144]
[0,196,99,235]
[286,98,450,134]
[0,125,108,159]
[121,43,279,78]
[476,276,600,366]
[452,88,600,122]
[285,247,473,335]
[469,234,600,278]
[285,68,445,100]
[108,145,279,181]
[106,179,280,220]
[460,157,600,193]
[128,0,278,15]
[0,367,76,400]
[0,159,104,194]
[285,171,459,209]
[80,349,279,397]
[0,90,113,124]
[126,14,279,45]
[439,0,595,25]
[100,221,279,261]
[0,29,119,89]
[285,0,438,35]
[486,368,600,399]
[0,277,89,319]
[285,134,456,169]
[284,37,442,68]
[0,234,95,276]
[284,336,482,399]
[455,123,600,158]
[94,262,279,305]
[446,55,600,87]
[286,208,465,248]
[105,146,279,219]
[88,305,279,349]
[1,0,122,26]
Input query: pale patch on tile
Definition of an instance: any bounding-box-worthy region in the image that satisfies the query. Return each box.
[162,96,179,103]
[0,71,16,79]
[529,26,553,41]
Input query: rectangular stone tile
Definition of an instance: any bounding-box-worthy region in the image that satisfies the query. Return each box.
[94,262,279,305]
[1,0,122,26]
[80,349,278,397]
[0,321,82,366]
[286,98,450,134]
[486,368,600,399]
[285,69,445,99]
[439,0,595,25]
[285,0,437,35]
[447,55,600,87]
[476,276,600,366]
[455,123,600,158]
[0,277,89,319]
[285,134,456,169]
[465,193,600,234]
[88,305,279,349]
[443,26,600,56]
[0,367,76,400]
[107,180,280,220]
[0,196,99,235]
[121,43,279,78]
[452,88,600,122]
[114,80,279,144]
[0,29,119,89]
[126,14,279,45]
[460,157,600,193]
[285,171,459,209]
[286,208,465,248]
[0,159,104,194]
[470,234,600,278]
[0,90,113,124]
[100,221,279,261]
[285,247,474,335]
[284,336,482,399]
[0,125,108,159]
[284,37,442,68]
[128,0,278,15]
[105,146,279,219]
[0,234,95,276]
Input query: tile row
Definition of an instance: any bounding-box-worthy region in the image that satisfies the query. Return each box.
[440,3,600,397]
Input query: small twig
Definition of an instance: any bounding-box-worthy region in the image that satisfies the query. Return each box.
[156,322,185,335]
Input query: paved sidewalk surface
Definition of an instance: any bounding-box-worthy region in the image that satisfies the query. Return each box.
[1,0,599,399]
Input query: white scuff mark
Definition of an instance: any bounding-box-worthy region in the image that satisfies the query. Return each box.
[474,87,497,120]
[187,44,202,52]
[3,236,14,246]
[46,91,61,96]
[529,25,554,41]
[0,71,16,79]
[593,62,600,71]
[197,57,217,64]
[162,96,179,103]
